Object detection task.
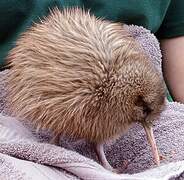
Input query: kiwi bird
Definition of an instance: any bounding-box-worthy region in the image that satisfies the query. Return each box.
[6,8,165,172]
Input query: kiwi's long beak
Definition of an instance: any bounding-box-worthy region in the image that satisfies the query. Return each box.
[142,123,160,165]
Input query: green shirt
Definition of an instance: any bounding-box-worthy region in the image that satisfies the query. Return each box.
[0,0,184,67]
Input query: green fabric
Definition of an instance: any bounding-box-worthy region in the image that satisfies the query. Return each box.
[0,0,184,67]
[167,92,174,102]
[156,0,184,38]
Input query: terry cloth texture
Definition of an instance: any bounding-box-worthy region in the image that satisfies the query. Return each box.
[0,25,184,180]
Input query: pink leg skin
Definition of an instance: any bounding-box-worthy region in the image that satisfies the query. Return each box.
[95,124,160,174]
[50,134,60,145]
[95,143,119,173]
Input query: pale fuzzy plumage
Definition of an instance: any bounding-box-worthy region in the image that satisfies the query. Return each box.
[6,8,165,143]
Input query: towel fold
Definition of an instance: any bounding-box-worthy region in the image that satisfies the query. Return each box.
[0,25,184,180]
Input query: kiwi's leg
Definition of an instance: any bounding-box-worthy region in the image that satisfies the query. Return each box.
[50,134,60,145]
[94,143,119,173]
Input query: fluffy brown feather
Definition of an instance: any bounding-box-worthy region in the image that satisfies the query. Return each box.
[6,8,165,145]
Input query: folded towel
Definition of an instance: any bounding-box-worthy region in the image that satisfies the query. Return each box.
[0,25,184,180]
